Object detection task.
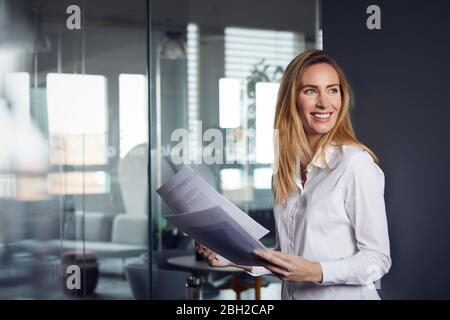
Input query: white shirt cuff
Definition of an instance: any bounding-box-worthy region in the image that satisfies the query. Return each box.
[319,259,350,285]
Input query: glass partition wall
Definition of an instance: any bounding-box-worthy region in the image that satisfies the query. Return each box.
[0,0,319,300]
[149,0,320,300]
[0,0,149,299]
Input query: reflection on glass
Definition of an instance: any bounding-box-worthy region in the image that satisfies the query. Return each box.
[224,27,304,79]
[47,74,107,136]
[255,82,279,164]
[220,168,244,190]
[150,0,320,300]
[253,167,273,190]
[220,168,253,204]
[49,134,106,166]
[1,0,149,300]
[47,74,107,165]
[186,23,200,162]
[5,72,30,122]
[219,78,242,128]
[160,31,186,60]
[0,0,320,300]
[47,171,109,195]
[119,74,147,158]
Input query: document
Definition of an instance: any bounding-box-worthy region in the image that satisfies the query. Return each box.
[156,165,269,239]
[165,206,267,266]
[156,165,270,266]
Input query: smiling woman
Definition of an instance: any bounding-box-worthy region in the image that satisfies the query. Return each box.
[197,49,391,300]
[297,63,341,142]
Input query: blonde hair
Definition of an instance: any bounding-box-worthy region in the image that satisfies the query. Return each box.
[273,49,377,205]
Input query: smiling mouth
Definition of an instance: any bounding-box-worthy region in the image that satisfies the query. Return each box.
[311,112,332,120]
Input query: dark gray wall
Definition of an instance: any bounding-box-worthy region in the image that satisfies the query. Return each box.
[322,0,450,299]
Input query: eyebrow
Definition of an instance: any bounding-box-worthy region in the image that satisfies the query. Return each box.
[300,84,340,89]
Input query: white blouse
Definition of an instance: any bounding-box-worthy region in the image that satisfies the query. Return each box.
[250,145,391,300]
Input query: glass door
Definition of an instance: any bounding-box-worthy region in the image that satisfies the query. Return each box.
[149,0,320,300]
[0,0,150,299]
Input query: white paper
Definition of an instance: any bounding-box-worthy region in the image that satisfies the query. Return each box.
[156,165,270,266]
[156,165,269,239]
[165,206,267,266]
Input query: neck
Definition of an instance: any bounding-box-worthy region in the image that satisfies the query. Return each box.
[307,134,323,155]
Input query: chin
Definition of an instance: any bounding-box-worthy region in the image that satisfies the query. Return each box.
[312,126,334,135]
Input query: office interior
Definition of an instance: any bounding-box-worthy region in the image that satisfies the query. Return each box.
[3,0,449,300]
[0,0,320,300]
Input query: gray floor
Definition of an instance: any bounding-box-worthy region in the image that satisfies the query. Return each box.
[213,283,282,300]
[92,275,281,300]
[95,258,282,300]
[0,258,282,300]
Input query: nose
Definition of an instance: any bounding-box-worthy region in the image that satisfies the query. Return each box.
[316,92,329,109]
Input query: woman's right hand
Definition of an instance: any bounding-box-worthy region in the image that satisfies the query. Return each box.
[195,242,231,267]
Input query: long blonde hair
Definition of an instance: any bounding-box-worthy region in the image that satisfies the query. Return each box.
[273,49,377,205]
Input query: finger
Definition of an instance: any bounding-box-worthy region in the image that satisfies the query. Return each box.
[209,258,222,267]
[270,250,288,259]
[203,248,214,257]
[268,251,297,269]
[207,252,217,263]
[254,251,289,270]
[210,255,227,268]
[207,254,218,266]
[198,245,212,257]
[270,250,295,263]
[207,250,216,258]
[260,262,290,278]
[259,250,292,267]
[206,252,216,263]
[197,248,204,256]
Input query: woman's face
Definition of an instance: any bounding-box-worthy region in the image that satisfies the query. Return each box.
[296,63,342,140]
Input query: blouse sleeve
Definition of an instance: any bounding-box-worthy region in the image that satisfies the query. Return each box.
[319,152,392,286]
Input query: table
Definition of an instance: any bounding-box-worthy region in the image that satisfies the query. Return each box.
[167,255,262,300]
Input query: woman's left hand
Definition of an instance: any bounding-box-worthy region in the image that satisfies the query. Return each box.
[253,250,323,283]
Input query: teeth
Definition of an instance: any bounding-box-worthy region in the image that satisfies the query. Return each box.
[312,113,331,119]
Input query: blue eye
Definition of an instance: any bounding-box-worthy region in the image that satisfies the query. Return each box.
[329,87,339,94]
[304,89,316,95]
